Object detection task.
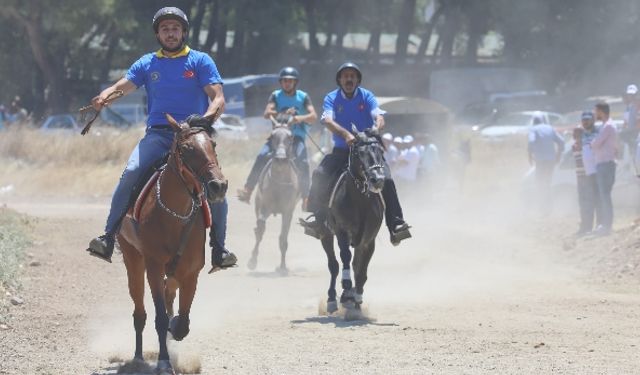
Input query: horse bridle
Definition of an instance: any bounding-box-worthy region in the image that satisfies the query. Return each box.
[157,128,216,221]
[348,138,384,195]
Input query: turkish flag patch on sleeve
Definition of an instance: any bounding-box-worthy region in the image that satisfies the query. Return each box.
[183,70,195,78]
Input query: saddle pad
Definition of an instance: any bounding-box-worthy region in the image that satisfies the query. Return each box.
[132,169,212,228]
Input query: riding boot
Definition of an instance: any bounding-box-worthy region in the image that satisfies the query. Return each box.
[87,233,115,263]
[209,228,237,272]
[299,208,327,240]
[241,143,271,203]
[382,179,412,246]
[209,200,237,272]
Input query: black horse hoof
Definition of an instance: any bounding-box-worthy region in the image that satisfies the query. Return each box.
[168,316,190,341]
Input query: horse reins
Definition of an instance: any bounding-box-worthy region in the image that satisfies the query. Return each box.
[348,140,384,195]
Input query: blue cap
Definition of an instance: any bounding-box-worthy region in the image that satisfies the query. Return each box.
[581,111,594,120]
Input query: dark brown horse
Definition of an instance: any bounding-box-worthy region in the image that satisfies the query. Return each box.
[117,114,227,375]
[247,115,299,273]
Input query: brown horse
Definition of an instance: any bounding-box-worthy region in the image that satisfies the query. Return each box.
[116,114,227,375]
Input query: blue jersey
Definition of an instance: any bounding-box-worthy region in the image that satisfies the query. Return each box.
[125,46,223,127]
[269,89,311,139]
[323,87,378,149]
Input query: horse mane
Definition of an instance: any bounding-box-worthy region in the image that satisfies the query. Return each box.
[183,115,217,137]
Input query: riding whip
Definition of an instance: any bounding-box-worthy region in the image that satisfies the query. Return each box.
[78,90,124,135]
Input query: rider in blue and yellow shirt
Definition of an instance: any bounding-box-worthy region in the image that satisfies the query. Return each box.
[86,7,237,269]
[237,67,318,204]
[301,62,411,245]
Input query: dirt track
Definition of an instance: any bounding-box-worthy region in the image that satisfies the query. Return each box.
[1,192,640,374]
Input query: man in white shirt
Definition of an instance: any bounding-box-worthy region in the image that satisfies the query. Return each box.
[395,135,421,182]
[382,132,398,166]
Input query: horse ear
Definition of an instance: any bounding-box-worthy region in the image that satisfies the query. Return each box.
[351,123,358,135]
[165,113,182,131]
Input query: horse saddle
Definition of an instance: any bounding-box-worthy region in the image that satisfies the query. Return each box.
[127,165,212,228]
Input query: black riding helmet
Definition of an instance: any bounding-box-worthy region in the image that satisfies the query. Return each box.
[152,7,189,33]
[335,62,362,86]
[279,66,299,80]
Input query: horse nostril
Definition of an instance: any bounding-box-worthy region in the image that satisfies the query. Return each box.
[207,179,228,196]
[207,180,220,194]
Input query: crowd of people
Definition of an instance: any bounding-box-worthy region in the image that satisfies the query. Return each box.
[528,83,640,237]
[381,132,441,188]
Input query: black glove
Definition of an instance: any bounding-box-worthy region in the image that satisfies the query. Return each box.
[185,114,214,129]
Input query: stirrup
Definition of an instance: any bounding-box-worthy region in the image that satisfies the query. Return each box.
[208,251,238,274]
[390,223,412,246]
[86,236,114,263]
[299,215,325,240]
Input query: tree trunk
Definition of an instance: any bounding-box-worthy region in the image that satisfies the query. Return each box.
[5,4,69,113]
[229,1,247,74]
[395,0,417,63]
[301,0,320,60]
[438,5,461,65]
[202,0,220,53]
[463,2,487,65]
[190,0,207,50]
[366,0,389,62]
[100,31,120,83]
[215,0,230,62]
[417,3,447,59]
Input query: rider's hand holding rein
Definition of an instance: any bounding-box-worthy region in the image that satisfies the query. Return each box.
[91,79,137,111]
[373,114,385,133]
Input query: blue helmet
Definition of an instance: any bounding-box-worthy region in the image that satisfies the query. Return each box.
[152,7,189,33]
[279,66,299,80]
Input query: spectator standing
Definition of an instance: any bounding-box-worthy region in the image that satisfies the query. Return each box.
[527,114,565,214]
[417,133,441,182]
[573,112,602,236]
[621,84,639,158]
[395,135,421,183]
[591,102,618,235]
[382,132,398,166]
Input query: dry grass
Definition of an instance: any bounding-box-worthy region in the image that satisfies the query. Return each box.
[0,126,532,203]
[0,127,265,197]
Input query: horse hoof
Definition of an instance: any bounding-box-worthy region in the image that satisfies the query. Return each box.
[247,257,257,270]
[275,265,288,275]
[341,300,355,310]
[327,300,338,314]
[344,307,364,322]
[156,360,175,375]
[169,316,189,341]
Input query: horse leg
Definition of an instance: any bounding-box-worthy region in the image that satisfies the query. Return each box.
[169,272,198,342]
[145,261,173,374]
[277,210,293,273]
[247,217,266,270]
[337,232,355,308]
[321,235,339,314]
[164,277,179,319]
[352,242,376,310]
[121,240,146,361]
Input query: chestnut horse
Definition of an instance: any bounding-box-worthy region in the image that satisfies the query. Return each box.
[117,114,227,374]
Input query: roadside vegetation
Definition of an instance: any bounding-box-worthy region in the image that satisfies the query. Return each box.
[0,127,261,197]
[0,207,32,323]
